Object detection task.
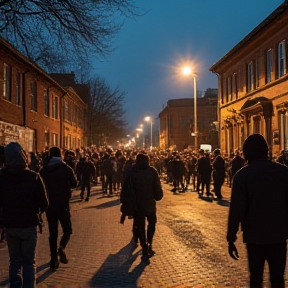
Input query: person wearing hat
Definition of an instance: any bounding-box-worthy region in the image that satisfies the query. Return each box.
[40,146,77,269]
[227,134,288,287]
[0,141,48,287]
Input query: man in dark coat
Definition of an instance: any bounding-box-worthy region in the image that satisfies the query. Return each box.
[227,134,288,287]
[40,146,77,269]
[75,154,96,201]
[129,153,163,256]
[197,151,212,197]
[0,142,48,287]
[212,149,226,200]
[229,150,245,187]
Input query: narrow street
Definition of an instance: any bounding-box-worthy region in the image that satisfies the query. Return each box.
[0,181,285,287]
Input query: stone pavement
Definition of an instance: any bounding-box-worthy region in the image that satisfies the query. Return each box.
[0,181,288,288]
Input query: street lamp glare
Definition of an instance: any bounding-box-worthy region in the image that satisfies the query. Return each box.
[144,116,151,121]
[182,66,192,75]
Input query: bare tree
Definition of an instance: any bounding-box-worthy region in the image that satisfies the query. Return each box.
[88,76,127,145]
[0,0,140,71]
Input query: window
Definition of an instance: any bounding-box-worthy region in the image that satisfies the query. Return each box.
[52,95,59,119]
[44,89,49,116]
[247,61,254,92]
[233,73,238,99]
[30,81,37,111]
[228,77,232,101]
[278,41,286,78]
[64,99,69,121]
[3,63,12,101]
[267,49,273,83]
[44,131,49,148]
[52,133,58,146]
[256,57,261,88]
[16,72,21,105]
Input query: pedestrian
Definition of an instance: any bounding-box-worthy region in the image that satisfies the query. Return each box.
[101,152,117,196]
[197,151,212,197]
[227,134,288,288]
[129,153,163,256]
[75,154,96,201]
[212,149,225,200]
[40,146,77,269]
[0,141,48,288]
[229,150,245,187]
[170,155,185,193]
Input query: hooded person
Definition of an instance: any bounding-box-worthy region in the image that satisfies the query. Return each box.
[227,134,288,287]
[129,153,163,257]
[40,146,77,269]
[0,141,48,288]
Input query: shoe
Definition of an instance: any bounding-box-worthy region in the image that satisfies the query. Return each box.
[50,258,59,269]
[80,193,84,200]
[171,188,176,192]
[85,197,89,202]
[57,246,68,264]
[148,245,155,256]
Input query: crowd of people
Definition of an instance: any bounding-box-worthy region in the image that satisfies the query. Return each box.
[1,139,288,287]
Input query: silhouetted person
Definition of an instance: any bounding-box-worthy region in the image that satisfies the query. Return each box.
[212,149,225,200]
[227,134,288,288]
[0,142,48,287]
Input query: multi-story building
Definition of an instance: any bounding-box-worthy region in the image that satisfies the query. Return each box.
[210,1,288,156]
[49,73,89,150]
[158,89,218,151]
[0,37,87,152]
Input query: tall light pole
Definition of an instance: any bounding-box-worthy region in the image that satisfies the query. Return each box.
[145,116,153,150]
[182,67,198,150]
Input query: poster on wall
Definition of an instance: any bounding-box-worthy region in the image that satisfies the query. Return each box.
[0,121,34,152]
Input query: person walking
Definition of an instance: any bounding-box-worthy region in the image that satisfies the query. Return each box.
[40,146,77,269]
[0,141,48,288]
[101,152,117,197]
[212,149,226,200]
[75,154,96,201]
[197,151,212,197]
[227,134,288,288]
[229,150,245,187]
[129,153,163,256]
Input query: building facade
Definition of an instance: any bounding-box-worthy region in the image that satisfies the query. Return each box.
[158,89,218,151]
[0,37,87,153]
[210,1,288,157]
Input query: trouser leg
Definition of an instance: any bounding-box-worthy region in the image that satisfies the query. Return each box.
[146,213,157,245]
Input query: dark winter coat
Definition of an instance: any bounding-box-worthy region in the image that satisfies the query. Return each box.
[227,159,288,244]
[0,142,48,228]
[197,156,212,180]
[75,158,96,183]
[40,157,77,210]
[129,162,163,216]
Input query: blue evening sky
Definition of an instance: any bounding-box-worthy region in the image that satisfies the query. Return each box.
[92,0,283,131]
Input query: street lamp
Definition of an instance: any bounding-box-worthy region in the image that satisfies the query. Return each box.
[182,67,198,150]
[145,116,153,150]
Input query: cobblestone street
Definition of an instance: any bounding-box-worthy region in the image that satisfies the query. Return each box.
[0,181,287,287]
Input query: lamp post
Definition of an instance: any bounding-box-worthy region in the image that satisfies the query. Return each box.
[182,67,198,150]
[145,116,153,150]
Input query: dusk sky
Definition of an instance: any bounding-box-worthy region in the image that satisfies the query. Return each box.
[92,0,283,133]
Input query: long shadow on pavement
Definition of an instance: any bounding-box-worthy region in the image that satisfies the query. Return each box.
[83,199,120,209]
[89,242,149,288]
[36,262,56,284]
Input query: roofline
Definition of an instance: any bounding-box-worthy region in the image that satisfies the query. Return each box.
[209,1,288,72]
[0,36,66,93]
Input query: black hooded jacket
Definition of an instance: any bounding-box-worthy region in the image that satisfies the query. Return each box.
[0,142,48,228]
[40,157,77,210]
[130,162,163,216]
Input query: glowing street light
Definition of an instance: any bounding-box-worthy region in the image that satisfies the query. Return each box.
[182,66,198,149]
[144,116,153,150]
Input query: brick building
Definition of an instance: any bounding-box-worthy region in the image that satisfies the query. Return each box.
[210,1,288,157]
[0,37,87,152]
[158,89,218,151]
